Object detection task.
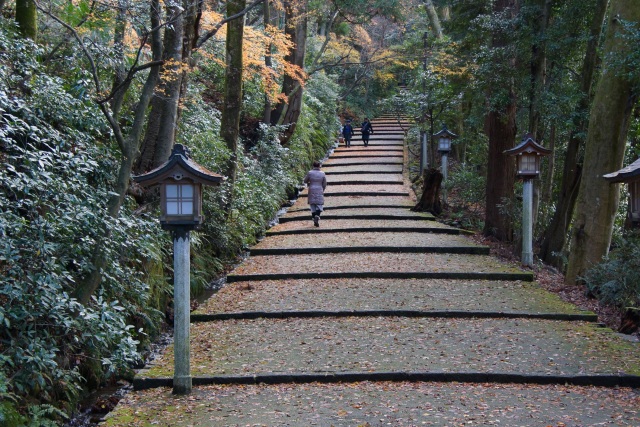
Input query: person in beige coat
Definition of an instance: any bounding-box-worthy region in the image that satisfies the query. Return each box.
[303,161,327,227]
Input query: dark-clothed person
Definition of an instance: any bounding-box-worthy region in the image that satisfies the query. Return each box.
[342,120,354,147]
[361,118,374,147]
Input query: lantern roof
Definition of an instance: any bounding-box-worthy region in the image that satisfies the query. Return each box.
[603,157,640,183]
[504,134,551,157]
[433,125,458,139]
[133,144,224,187]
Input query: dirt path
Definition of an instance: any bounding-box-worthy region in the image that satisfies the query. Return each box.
[103,116,640,426]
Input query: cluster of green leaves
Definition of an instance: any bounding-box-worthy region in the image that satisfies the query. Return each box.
[0,23,169,422]
[584,232,640,309]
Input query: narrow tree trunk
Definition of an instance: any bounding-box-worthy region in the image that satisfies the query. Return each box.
[566,0,640,285]
[424,0,443,39]
[483,0,518,242]
[74,0,163,305]
[539,0,608,267]
[413,168,443,215]
[110,0,129,118]
[16,0,37,40]
[271,0,307,143]
[135,2,185,173]
[220,0,246,184]
[528,0,552,138]
[263,0,273,124]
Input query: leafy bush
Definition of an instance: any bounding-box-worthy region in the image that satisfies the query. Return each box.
[584,233,640,309]
[1,25,169,422]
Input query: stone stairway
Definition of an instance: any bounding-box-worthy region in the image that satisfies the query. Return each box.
[103,116,640,426]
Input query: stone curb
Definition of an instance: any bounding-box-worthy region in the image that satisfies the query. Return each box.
[278,214,428,222]
[266,227,472,236]
[287,205,415,211]
[321,162,403,167]
[226,272,535,282]
[248,246,490,256]
[298,192,410,197]
[329,155,403,159]
[133,372,640,391]
[190,310,598,323]
[325,181,405,186]
[324,171,402,175]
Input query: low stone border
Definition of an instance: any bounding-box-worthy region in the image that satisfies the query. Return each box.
[226,271,534,282]
[190,310,598,323]
[249,246,490,255]
[133,371,640,391]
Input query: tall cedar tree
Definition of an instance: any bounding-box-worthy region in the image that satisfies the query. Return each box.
[220,0,246,185]
[539,0,608,268]
[483,0,518,242]
[565,0,640,284]
[271,0,308,144]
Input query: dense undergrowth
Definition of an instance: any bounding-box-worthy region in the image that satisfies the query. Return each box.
[0,20,339,425]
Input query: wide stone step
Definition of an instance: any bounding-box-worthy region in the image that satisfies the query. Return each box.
[322,164,403,174]
[279,208,431,223]
[227,252,533,281]
[136,317,640,380]
[327,174,404,184]
[267,220,465,236]
[195,278,594,316]
[323,157,403,166]
[109,382,640,426]
[331,150,402,157]
[255,232,472,249]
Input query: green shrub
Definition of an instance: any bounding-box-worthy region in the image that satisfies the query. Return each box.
[584,233,640,309]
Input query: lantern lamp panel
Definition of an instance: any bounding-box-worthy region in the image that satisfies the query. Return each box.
[519,154,538,174]
[166,184,195,216]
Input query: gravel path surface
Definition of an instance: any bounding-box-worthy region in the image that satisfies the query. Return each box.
[104,118,640,427]
[142,317,640,377]
[102,382,640,427]
[195,279,586,315]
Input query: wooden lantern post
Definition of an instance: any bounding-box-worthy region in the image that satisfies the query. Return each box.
[133,144,223,394]
[504,134,551,267]
[433,125,457,204]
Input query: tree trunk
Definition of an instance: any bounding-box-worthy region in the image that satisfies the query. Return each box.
[539,0,608,267]
[425,0,443,39]
[413,168,443,215]
[271,0,307,143]
[110,0,129,118]
[220,0,246,184]
[527,0,551,138]
[16,0,37,40]
[74,0,163,305]
[565,0,640,285]
[135,3,185,174]
[483,0,518,242]
[263,0,273,124]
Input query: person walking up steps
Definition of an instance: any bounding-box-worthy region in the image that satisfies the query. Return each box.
[342,119,354,147]
[361,117,373,147]
[303,161,327,227]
